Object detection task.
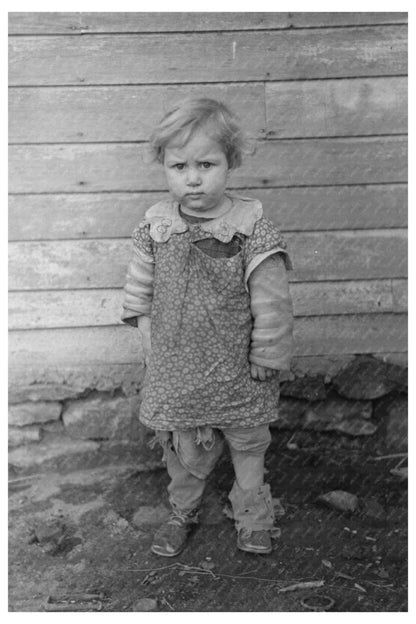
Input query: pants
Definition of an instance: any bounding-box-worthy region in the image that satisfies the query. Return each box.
[154,425,275,531]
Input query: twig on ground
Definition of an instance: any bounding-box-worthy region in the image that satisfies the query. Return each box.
[160,596,174,610]
[365,581,395,591]
[278,580,325,593]
[8,475,40,484]
[120,563,180,573]
[370,453,407,461]
[325,584,367,594]
[119,564,321,586]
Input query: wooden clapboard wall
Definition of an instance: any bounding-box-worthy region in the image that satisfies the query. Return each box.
[8,12,408,389]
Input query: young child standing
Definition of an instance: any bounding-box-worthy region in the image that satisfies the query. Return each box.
[122,98,293,557]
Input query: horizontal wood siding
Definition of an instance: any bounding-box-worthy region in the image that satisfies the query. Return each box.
[9,137,408,193]
[8,13,408,34]
[9,280,407,330]
[9,231,407,290]
[8,185,407,241]
[8,12,408,384]
[9,28,407,86]
[9,77,407,143]
[9,315,408,367]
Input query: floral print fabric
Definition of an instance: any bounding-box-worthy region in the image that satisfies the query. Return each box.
[133,197,292,431]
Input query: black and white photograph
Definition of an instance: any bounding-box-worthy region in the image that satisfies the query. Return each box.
[8,6,408,612]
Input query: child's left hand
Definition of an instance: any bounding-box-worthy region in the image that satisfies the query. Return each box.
[250,364,279,381]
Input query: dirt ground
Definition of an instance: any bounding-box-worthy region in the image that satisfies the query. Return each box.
[9,431,407,612]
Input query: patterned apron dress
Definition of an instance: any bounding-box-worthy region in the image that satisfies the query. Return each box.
[134,197,291,431]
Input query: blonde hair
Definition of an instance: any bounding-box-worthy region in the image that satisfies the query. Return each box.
[149,98,247,169]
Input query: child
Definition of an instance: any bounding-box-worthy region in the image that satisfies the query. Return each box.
[122,98,293,557]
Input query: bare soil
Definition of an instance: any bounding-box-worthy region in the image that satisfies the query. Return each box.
[8,432,407,612]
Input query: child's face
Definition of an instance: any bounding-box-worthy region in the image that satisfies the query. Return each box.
[163,129,230,212]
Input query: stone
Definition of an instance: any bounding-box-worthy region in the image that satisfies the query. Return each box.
[331,419,377,436]
[333,356,400,400]
[41,421,65,434]
[280,376,327,401]
[374,394,407,452]
[317,490,359,513]
[291,355,355,379]
[8,426,42,447]
[302,397,374,436]
[383,363,407,393]
[385,402,408,452]
[132,504,170,527]
[8,434,100,472]
[374,353,408,392]
[33,519,66,544]
[9,384,84,404]
[62,396,141,440]
[270,397,309,429]
[132,598,158,611]
[103,510,129,532]
[9,363,144,402]
[8,402,62,427]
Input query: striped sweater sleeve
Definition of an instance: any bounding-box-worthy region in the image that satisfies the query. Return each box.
[121,224,155,327]
[248,253,294,371]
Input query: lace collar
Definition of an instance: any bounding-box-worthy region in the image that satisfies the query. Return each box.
[144,195,263,243]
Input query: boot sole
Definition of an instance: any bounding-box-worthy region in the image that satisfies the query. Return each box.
[151,544,184,557]
[237,543,272,555]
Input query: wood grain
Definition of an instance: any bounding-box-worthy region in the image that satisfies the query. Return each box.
[8,84,266,143]
[9,27,407,86]
[266,77,407,138]
[8,137,407,193]
[8,314,408,370]
[8,185,407,241]
[9,77,407,144]
[8,12,408,34]
[8,280,406,330]
[8,230,407,291]
[392,279,407,311]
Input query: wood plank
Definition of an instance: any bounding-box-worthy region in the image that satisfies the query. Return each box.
[289,13,408,28]
[392,279,407,311]
[7,13,293,34]
[9,27,408,86]
[9,184,407,241]
[9,77,407,144]
[8,280,403,330]
[8,84,266,144]
[8,230,407,291]
[266,77,407,138]
[294,314,407,356]
[8,12,408,35]
[8,314,408,371]
[8,137,408,193]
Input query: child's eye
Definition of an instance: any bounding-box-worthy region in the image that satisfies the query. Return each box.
[173,163,185,171]
[200,162,213,169]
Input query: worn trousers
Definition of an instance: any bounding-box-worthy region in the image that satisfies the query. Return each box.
[155,424,275,531]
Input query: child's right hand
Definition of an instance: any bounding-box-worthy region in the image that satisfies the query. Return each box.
[250,363,278,381]
[137,316,152,365]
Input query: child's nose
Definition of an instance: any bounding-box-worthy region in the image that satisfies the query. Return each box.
[186,168,202,186]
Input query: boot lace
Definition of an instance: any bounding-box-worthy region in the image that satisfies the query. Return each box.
[167,508,197,527]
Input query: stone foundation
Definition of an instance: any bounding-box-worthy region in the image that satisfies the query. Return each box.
[8,354,407,475]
